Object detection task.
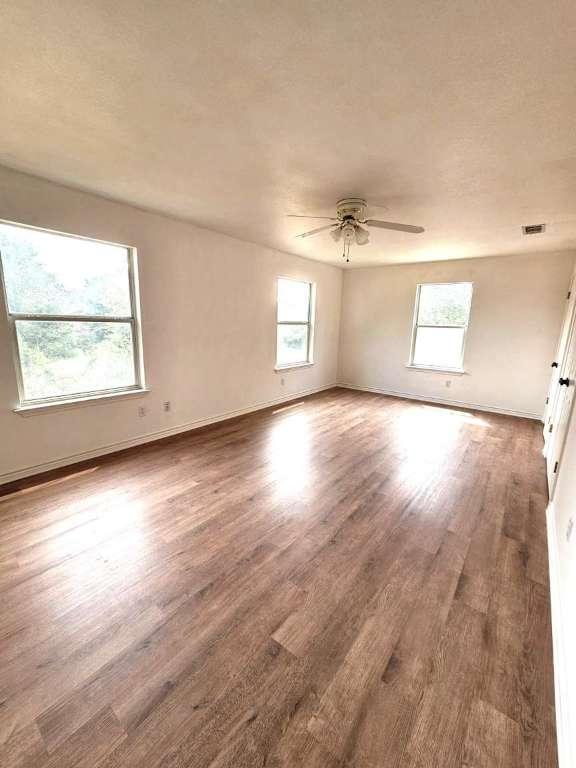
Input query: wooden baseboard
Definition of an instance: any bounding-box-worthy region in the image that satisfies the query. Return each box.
[338,382,543,421]
[0,383,337,492]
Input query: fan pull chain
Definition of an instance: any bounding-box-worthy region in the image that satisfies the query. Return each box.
[342,240,351,263]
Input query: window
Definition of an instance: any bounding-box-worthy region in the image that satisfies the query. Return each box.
[0,220,144,407]
[410,282,473,371]
[276,277,314,368]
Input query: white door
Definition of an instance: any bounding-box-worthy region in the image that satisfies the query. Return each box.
[543,270,576,455]
[547,314,576,496]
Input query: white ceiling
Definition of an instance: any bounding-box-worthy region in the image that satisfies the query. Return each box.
[2,0,576,267]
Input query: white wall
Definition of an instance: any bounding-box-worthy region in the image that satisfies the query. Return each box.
[0,167,342,483]
[339,252,575,418]
[1,162,574,486]
[548,410,576,767]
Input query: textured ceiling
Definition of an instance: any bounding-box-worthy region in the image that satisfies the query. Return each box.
[1,0,576,267]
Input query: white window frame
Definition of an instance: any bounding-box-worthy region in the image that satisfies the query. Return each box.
[0,219,146,410]
[408,281,473,374]
[275,277,315,370]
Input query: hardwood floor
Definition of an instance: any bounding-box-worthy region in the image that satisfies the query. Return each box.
[0,388,557,767]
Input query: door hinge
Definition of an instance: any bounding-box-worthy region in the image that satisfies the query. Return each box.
[568,290,572,300]
[549,424,553,433]
[546,396,549,404]
[554,461,559,473]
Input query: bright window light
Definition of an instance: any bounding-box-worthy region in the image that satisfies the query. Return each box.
[410,282,473,371]
[276,278,314,367]
[0,221,144,405]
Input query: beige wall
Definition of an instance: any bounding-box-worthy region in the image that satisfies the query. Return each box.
[339,252,575,418]
[0,167,342,483]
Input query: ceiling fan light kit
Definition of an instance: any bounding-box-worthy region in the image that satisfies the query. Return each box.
[288,197,424,263]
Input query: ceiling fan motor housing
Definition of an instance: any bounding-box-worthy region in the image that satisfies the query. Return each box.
[336,198,368,222]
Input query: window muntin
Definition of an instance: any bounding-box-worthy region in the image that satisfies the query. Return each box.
[276,278,313,367]
[410,282,473,370]
[0,220,143,405]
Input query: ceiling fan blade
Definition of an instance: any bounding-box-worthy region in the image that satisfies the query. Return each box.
[295,223,338,238]
[366,219,425,234]
[287,215,339,220]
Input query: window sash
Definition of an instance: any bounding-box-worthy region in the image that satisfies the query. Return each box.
[412,326,467,370]
[0,230,144,406]
[410,282,472,370]
[276,322,311,366]
[276,280,312,324]
[12,317,141,404]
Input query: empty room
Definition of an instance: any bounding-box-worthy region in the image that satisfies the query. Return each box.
[1,2,576,767]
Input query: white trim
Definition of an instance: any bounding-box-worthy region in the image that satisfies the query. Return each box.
[546,502,573,768]
[338,382,542,420]
[0,221,145,407]
[274,362,315,372]
[14,387,150,415]
[405,364,467,375]
[0,383,337,487]
[275,277,315,368]
[409,281,474,371]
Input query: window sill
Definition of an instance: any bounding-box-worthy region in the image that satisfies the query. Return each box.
[405,364,467,375]
[274,362,314,372]
[14,388,150,416]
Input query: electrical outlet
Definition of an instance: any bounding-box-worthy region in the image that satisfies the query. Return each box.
[445,380,452,388]
[567,517,574,543]
[138,406,146,417]
[163,401,171,412]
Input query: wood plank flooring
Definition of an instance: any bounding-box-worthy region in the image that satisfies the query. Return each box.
[0,388,557,767]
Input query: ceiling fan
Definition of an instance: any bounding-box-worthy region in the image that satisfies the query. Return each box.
[288,198,424,262]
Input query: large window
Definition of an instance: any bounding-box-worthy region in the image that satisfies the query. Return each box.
[410,282,473,371]
[0,220,144,406]
[276,277,314,368]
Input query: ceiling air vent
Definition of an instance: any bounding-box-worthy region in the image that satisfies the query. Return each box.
[522,223,546,235]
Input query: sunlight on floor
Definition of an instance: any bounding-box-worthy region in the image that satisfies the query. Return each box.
[391,405,491,487]
[47,489,148,577]
[267,411,312,501]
